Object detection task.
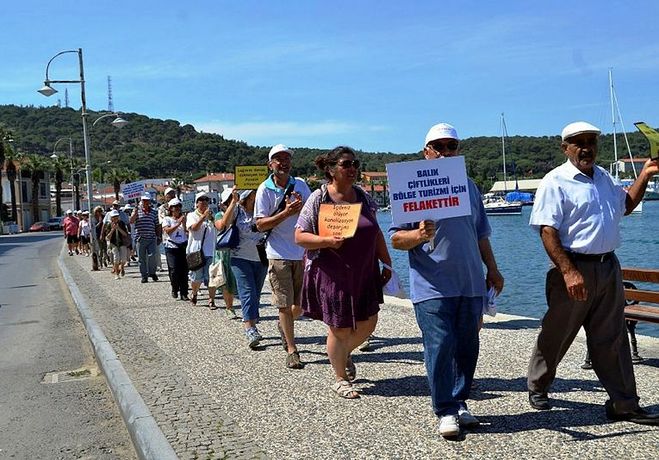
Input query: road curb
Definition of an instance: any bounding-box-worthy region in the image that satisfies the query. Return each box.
[58,252,179,460]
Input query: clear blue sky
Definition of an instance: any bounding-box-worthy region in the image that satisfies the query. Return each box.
[1,1,657,153]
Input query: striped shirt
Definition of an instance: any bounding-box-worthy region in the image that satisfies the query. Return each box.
[134,206,159,240]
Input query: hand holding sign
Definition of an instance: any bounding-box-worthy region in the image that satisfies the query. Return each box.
[419,219,436,242]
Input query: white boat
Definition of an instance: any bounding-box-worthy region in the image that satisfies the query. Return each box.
[484,113,523,216]
[608,69,642,214]
[645,179,659,200]
[483,193,522,215]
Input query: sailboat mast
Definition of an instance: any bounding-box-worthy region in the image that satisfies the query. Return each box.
[501,113,508,192]
[609,68,619,178]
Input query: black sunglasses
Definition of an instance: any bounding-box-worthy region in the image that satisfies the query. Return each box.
[336,159,361,169]
[428,140,459,152]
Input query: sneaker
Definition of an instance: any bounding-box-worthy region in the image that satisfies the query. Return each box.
[115,274,120,280]
[246,327,260,350]
[286,351,304,369]
[68,251,73,256]
[151,274,159,282]
[458,408,480,428]
[254,328,263,342]
[171,291,178,299]
[439,415,460,438]
[120,267,125,277]
[141,278,148,284]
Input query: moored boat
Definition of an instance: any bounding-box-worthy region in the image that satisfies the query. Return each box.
[483,193,522,215]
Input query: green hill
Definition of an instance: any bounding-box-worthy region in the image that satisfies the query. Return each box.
[0,105,653,191]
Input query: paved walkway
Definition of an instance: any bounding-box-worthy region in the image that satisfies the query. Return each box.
[62,253,659,460]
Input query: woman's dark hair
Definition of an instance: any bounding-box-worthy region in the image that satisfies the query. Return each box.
[314,146,356,181]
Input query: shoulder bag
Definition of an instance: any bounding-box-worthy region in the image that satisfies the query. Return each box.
[216,212,240,250]
[255,182,296,266]
[186,225,207,271]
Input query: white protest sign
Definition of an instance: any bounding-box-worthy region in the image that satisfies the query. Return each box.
[120,181,145,200]
[207,192,220,215]
[385,156,471,225]
[181,192,196,213]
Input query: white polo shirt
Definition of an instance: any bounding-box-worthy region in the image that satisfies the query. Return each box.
[529,161,627,254]
[254,175,311,261]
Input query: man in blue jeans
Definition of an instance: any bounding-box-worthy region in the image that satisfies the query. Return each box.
[390,123,504,438]
[130,194,160,283]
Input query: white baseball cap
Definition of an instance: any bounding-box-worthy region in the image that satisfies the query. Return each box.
[140,194,151,201]
[168,198,182,207]
[268,143,294,160]
[109,210,120,217]
[164,187,176,196]
[220,188,233,204]
[561,121,601,141]
[66,209,73,214]
[195,191,209,202]
[425,123,459,146]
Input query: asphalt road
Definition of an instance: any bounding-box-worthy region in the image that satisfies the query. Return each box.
[0,233,135,459]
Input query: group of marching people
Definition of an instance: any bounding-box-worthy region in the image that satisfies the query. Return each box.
[75,119,659,439]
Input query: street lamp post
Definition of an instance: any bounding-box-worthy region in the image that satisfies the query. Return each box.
[51,137,77,210]
[38,48,92,213]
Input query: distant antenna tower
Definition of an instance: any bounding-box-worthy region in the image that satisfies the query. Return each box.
[64,88,70,108]
[56,99,61,107]
[107,76,114,112]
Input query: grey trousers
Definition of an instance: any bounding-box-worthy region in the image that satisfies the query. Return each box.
[527,255,639,411]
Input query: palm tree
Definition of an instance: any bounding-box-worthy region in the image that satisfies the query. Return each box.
[5,146,18,222]
[20,154,47,223]
[106,167,124,201]
[49,155,68,216]
[0,134,6,221]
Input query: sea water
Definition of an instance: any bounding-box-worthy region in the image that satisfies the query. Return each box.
[378,200,659,338]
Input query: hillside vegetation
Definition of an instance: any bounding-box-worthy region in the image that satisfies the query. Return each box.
[1,105,653,191]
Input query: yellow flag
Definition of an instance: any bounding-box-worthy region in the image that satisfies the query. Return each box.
[634,122,659,160]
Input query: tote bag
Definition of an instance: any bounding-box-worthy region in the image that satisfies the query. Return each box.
[186,227,207,271]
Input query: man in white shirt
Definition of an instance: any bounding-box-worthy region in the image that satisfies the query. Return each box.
[255,144,311,369]
[527,121,659,425]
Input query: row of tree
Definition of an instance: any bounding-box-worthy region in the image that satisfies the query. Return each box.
[1,104,655,215]
[1,125,140,222]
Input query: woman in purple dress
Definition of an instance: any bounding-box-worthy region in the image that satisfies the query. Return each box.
[295,146,392,399]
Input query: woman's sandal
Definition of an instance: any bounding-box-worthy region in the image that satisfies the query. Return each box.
[190,293,197,306]
[332,380,360,399]
[346,357,357,382]
[209,299,218,310]
[225,307,237,318]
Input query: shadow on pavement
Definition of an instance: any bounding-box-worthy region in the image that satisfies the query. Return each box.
[484,318,541,330]
[478,401,659,437]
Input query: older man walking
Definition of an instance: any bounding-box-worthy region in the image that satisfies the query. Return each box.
[527,121,659,425]
[130,194,160,283]
[390,123,504,438]
[255,144,311,369]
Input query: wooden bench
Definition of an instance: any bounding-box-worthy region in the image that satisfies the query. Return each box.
[582,267,659,368]
[621,267,659,362]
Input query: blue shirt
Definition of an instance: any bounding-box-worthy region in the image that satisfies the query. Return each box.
[529,161,627,254]
[389,179,491,303]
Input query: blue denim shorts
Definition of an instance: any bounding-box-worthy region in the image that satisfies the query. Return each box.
[190,256,213,284]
